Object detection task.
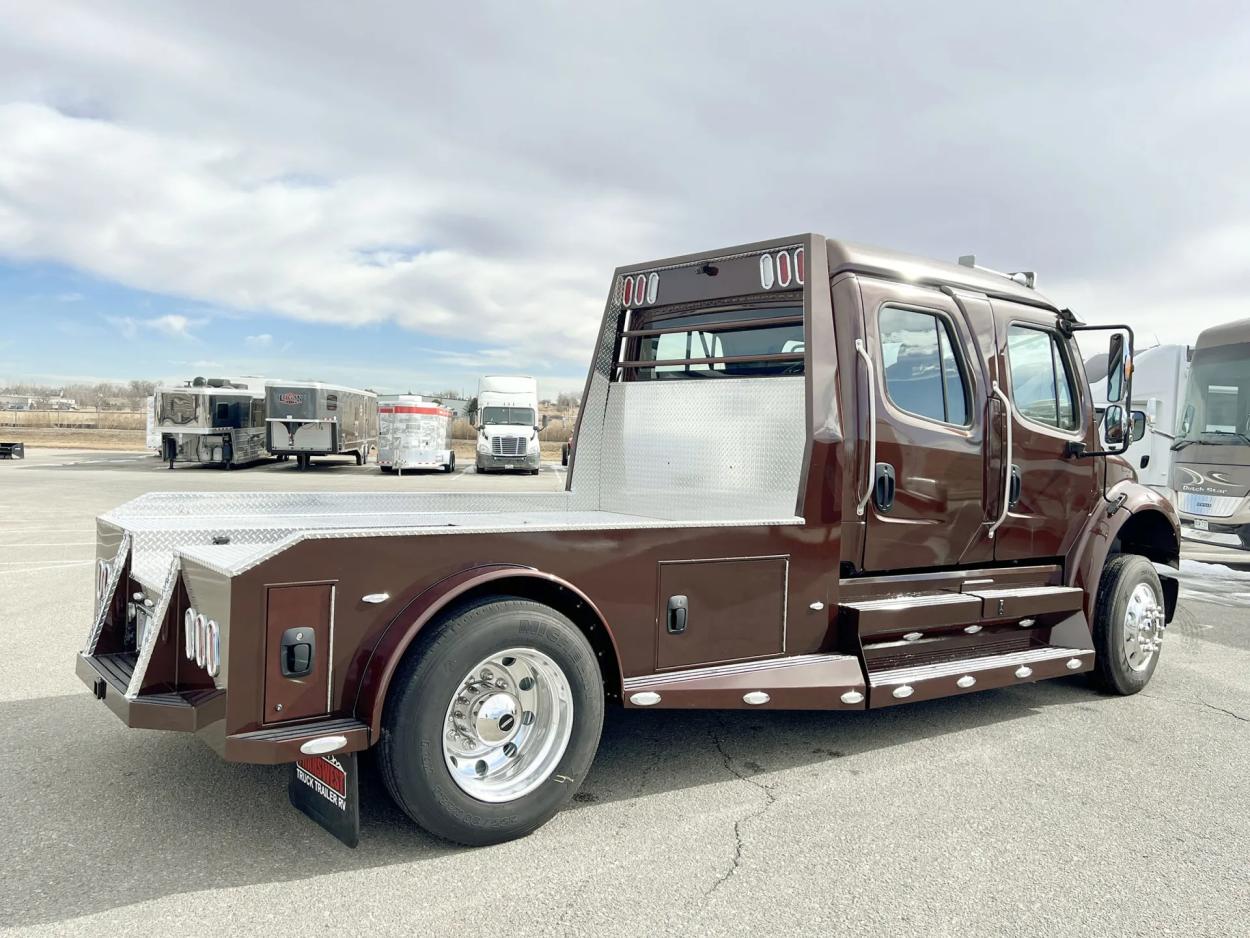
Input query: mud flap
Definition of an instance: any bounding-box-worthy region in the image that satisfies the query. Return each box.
[289,752,360,848]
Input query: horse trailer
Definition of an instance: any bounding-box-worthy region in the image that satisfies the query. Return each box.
[265,382,378,470]
[378,395,455,474]
[154,378,268,469]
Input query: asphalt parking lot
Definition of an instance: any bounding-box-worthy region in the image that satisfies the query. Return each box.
[1,449,1248,937]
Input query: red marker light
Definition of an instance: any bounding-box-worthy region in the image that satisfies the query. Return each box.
[794,247,805,285]
[634,274,647,304]
[777,250,792,288]
[622,275,634,306]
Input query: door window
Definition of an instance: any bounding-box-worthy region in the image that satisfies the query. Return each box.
[879,306,970,425]
[1006,325,1080,430]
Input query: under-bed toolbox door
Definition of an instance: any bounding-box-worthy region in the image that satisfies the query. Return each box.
[264,583,333,722]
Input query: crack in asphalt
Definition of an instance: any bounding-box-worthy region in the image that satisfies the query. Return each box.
[1141,691,1250,724]
[1200,700,1250,723]
[705,725,778,898]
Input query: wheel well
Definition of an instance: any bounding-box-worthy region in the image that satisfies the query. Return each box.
[446,577,623,704]
[1111,509,1180,569]
[1110,509,1180,622]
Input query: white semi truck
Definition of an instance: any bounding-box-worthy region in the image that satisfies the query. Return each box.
[475,375,541,473]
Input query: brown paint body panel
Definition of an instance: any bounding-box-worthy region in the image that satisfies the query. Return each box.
[655,557,787,670]
[264,584,332,723]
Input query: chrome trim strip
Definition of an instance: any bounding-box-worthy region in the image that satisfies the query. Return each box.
[326,584,336,713]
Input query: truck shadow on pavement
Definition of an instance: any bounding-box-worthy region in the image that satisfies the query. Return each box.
[2,677,1106,927]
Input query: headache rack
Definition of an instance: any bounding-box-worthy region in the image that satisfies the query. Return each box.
[614,303,805,381]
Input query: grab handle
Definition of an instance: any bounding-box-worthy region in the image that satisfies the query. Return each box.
[855,339,877,517]
[989,381,1013,539]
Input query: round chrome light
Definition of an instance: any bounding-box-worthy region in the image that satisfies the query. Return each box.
[206,620,221,677]
[184,608,196,660]
[195,614,207,668]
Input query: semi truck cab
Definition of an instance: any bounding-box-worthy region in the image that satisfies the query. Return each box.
[77,235,1180,848]
[475,375,541,473]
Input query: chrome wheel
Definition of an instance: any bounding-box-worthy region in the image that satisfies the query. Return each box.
[442,647,574,803]
[1123,582,1164,672]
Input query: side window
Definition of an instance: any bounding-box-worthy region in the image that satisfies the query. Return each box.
[1006,325,1080,430]
[879,306,970,425]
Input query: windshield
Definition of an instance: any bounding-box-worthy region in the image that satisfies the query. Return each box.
[482,406,535,427]
[1175,341,1250,446]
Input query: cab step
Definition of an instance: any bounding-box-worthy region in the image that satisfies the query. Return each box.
[868,645,1093,707]
[622,653,867,710]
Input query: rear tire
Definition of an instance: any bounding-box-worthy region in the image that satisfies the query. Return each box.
[377,598,603,846]
[1090,553,1165,695]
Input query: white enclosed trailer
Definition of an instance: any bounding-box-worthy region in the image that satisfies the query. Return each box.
[378,395,455,474]
[475,375,540,473]
[265,381,378,470]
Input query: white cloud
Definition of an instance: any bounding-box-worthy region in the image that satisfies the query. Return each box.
[1,0,1250,372]
[105,313,203,340]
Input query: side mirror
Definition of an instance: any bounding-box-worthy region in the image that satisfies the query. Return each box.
[1104,404,1126,445]
[1106,333,1126,403]
[1130,410,1147,442]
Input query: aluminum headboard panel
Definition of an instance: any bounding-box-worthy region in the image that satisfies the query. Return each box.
[597,376,806,521]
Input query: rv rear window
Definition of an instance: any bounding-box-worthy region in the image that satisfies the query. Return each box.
[617,305,804,381]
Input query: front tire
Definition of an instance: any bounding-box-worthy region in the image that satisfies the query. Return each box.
[377,598,604,846]
[1090,553,1165,695]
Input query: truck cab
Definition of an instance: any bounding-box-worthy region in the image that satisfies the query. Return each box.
[78,234,1179,848]
[475,375,541,473]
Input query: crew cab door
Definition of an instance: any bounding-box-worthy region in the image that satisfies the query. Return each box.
[989,301,1099,560]
[857,278,995,572]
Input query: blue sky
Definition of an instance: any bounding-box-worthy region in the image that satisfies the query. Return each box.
[0,259,591,396]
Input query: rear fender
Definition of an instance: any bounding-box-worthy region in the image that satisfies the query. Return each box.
[1071,482,1181,623]
[352,565,622,738]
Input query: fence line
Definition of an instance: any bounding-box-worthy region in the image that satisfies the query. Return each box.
[0,410,145,430]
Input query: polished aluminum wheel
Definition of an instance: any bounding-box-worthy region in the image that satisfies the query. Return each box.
[1123,582,1164,672]
[442,647,574,803]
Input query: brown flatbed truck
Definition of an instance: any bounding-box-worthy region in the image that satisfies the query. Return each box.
[77,235,1179,847]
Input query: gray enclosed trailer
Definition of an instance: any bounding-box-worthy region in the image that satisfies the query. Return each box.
[155,378,268,469]
[265,382,378,470]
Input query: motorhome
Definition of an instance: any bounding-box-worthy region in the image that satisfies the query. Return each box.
[265,382,378,470]
[377,395,455,474]
[475,375,540,473]
[78,235,1178,849]
[154,378,268,469]
[1170,318,1250,547]
[1089,344,1189,496]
